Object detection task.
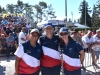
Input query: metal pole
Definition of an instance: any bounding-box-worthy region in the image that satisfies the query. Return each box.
[65,0,67,27]
[71,11,73,22]
[85,0,86,30]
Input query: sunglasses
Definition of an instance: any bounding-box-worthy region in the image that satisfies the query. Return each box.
[60,33,68,36]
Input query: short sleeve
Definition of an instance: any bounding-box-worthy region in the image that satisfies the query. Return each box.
[75,42,83,53]
[38,36,43,45]
[37,38,41,45]
[84,37,89,43]
[21,33,25,38]
[14,44,24,58]
[93,37,97,43]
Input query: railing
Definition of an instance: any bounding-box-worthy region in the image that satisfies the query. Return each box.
[83,47,100,73]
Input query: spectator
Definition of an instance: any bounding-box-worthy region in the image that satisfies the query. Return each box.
[92,29,100,68]
[15,33,19,49]
[26,22,31,29]
[6,33,15,57]
[71,31,83,45]
[2,18,8,25]
[18,27,26,44]
[82,30,94,52]
[71,30,86,71]
[12,30,18,38]
[0,34,6,54]
[54,28,60,35]
[6,28,12,36]
[38,28,43,36]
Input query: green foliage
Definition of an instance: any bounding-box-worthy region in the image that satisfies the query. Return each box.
[91,0,100,27]
[2,0,56,24]
[79,0,91,27]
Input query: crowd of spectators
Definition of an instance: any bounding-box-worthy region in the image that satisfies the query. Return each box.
[0,14,32,58]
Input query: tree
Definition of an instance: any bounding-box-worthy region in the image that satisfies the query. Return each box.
[14,0,24,13]
[6,4,15,13]
[34,2,56,22]
[0,6,2,13]
[34,4,42,23]
[79,0,91,27]
[24,3,34,18]
[92,0,100,27]
[46,4,56,20]
[39,1,47,21]
[5,0,56,25]
[2,7,7,13]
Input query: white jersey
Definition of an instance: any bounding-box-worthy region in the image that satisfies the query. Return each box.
[82,34,94,49]
[92,35,100,51]
[18,32,26,44]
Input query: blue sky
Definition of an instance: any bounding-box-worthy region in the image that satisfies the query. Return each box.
[0,0,98,21]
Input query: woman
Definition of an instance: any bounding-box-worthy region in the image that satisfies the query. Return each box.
[59,27,85,75]
[14,29,43,75]
[38,22,61,75]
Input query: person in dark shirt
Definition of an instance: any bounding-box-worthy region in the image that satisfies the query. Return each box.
[14,29,43,75]
[39,28,43,37]
[6,28,12,36]
[59,27,85,75]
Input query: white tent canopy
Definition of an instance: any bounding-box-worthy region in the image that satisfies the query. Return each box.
[74,23,90,29]
[37,20,66,28]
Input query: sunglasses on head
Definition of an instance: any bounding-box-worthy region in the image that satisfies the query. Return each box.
[60,33,68,36]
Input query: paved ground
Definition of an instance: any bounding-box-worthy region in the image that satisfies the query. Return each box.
[0,56,100,75]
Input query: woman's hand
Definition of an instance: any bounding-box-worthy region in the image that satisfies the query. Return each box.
[14,72,18,75]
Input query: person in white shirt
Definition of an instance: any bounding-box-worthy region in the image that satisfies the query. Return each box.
[82,30,94,51]
[26,22,31,29]
[92,29,100,68]
[82,30,94,70]
[18,27,26,44]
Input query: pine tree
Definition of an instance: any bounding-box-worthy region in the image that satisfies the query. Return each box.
[79,0,91,27]
[92,0,100,27]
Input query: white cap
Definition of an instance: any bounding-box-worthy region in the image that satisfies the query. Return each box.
[96,29,100,32]
[30,29,39,34]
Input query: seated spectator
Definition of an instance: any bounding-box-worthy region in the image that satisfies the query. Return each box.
[6,28,12,36]
[54,28,60,35]
[12,30,18,38]
[0,41,3,52]
[6,33,15,57]
[15,33,19,49]
[1,30,7,37]
[26,22,31,29]
[0,34,7,54]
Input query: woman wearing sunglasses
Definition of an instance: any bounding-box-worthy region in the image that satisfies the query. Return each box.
[59,27,85,75]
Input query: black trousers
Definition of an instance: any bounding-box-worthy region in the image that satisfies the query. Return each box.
[18,70,40,75]
[64,68,81,75]
[6,45,16,57]
[41,65,61,75]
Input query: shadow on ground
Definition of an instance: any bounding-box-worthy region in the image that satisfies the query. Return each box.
[81,69,100,75]
[0,66,5,75]
[0,56,15,62]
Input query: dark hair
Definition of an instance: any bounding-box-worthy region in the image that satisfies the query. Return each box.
[28,29,32,34]
[59,35,74,46]
[9,33,12,36]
